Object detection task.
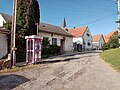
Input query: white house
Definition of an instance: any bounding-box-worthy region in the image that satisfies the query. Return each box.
[68,26,92,51]
[0,28,9,59]
[92,34,105,50]
[0,12,11,27]
[39,23,73,53]
[0,13,11,59]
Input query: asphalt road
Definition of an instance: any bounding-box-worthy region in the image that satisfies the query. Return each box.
[0,51,120,90]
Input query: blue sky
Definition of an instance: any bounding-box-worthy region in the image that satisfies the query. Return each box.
[0,0,118,35]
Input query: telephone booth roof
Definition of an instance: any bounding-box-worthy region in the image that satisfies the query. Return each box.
[25,35,43,39]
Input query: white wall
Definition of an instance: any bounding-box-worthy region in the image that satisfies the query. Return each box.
[99,36,105,49]
[39,32,73,52]
[0,34,8,58]
[73,37,83,44]
[92,42,99,49]
[83,28,93,50]
[0,14,6,27]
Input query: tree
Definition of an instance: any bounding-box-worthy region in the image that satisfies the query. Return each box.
[16,0,40,62]
[108,35,119,48]
[102,33,120,51]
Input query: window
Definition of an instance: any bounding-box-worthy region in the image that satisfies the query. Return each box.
[87,42,91,46]
[87,33,90,36]
[52,38,57,45]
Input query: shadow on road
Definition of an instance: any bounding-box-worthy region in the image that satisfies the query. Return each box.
[48,50,101,58]
[0,74,30,90]
[39,57,80,64]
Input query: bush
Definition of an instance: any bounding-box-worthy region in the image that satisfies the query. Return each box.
[49,45,61,55]
[109,35,119,48]
[101,43,110,51]
[42,38,61,58]
[102,34,120,51]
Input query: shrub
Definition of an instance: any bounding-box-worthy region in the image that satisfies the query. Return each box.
[101,43,110,51]
[49,45,61,55]
[108,35,119,48]
[102,34,120,51]
[42,37,61,58]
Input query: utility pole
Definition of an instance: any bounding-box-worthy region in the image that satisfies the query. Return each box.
[118,0,120,33]
[11,0,17,67]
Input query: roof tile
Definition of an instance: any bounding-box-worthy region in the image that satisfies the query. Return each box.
[92,34,102,42]
[68,26,88,37]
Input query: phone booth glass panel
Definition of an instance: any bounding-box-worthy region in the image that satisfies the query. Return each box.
[35,39,42,62]
[25,35,42,64]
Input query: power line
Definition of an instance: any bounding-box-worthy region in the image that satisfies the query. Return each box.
[42,6,116,14]
[63,0,116,12]
[74,13,116,27]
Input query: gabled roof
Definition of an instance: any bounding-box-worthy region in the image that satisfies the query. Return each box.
[92,34,105,43]
[0,12,12,22]
[104,31,116,43]
[68,26,88,37]
[39,23,73,37]
[92,34,102,42]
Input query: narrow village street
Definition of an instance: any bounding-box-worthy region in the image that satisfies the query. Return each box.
[0,51,120,90]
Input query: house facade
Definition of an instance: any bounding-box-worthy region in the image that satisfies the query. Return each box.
[92,34,105,50]
[68,26,92,51]
[0,13,11,59]
[0,28,9,59]
[39,23,73,53]
[0,13,11,27]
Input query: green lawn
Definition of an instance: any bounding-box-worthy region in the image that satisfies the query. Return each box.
[100,48,120,70]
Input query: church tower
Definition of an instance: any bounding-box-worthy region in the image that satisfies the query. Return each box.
[63,17,67,28]
[62,17,68,31]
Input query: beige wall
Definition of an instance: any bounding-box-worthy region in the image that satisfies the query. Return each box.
[39,32,73,52]
[0,34,8,58]
[0,14,6,27]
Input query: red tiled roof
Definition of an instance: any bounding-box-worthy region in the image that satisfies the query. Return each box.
[68,26,88,37]
[104,31,116,43]
[92,34,102,42]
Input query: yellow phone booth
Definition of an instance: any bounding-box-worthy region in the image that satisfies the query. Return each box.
[25,35,43,64]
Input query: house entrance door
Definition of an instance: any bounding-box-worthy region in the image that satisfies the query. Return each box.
[60,39,65,53]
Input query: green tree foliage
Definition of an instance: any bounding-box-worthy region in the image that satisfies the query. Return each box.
[101,43,110,51]
[108,35,119,48]
[102,32,119,51]
[16,0,40,62]
[3,22,12,30]
[42,38,61,58]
